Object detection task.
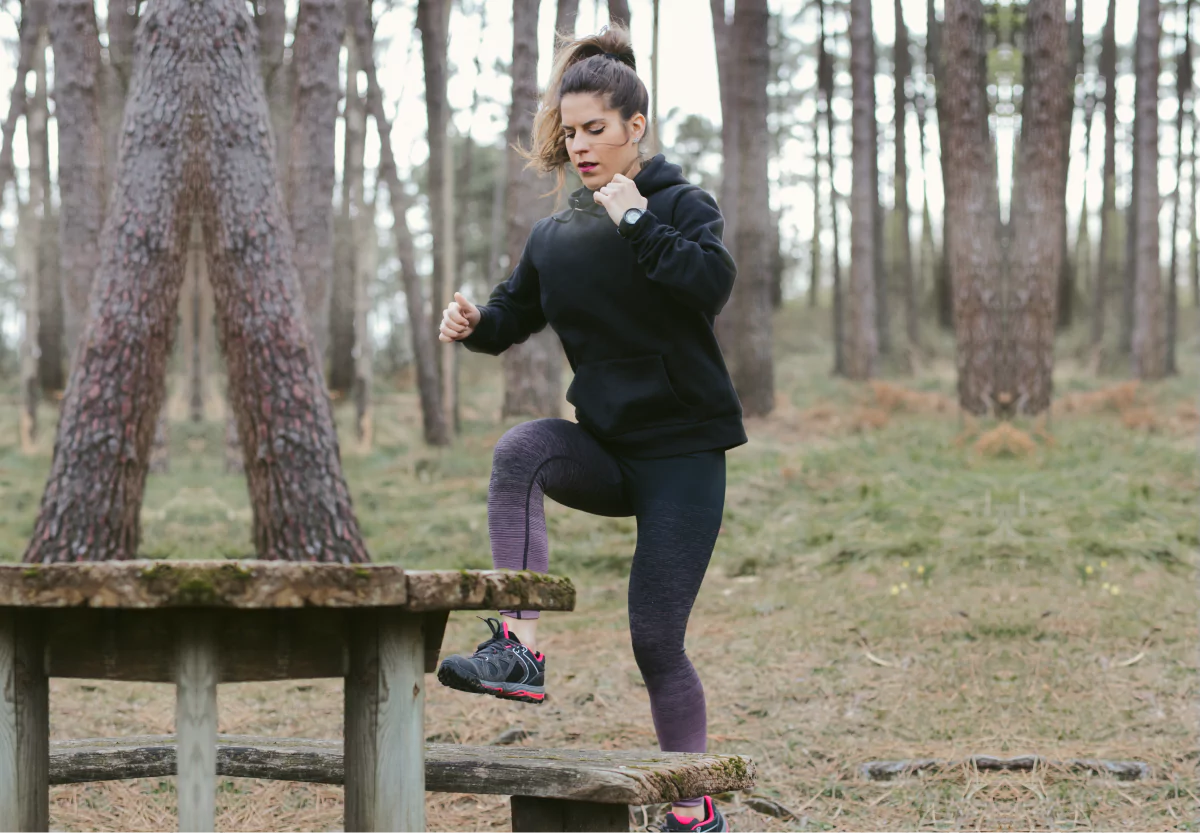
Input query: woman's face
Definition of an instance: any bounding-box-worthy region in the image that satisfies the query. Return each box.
[560,92,646,190]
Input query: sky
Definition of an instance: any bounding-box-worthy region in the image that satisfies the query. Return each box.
[0,0,1175,342]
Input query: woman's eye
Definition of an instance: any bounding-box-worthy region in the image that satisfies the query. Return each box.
[589,128,604,135]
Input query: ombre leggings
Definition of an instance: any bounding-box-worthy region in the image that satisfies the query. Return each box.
[488,418,725,803]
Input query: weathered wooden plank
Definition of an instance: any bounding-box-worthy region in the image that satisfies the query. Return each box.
[0,610,49,832]
[344,611,379,831]
[511,796,630,832]
[47,737,758,806]
[44,609,350,682]
[0,562,407,609]
[0,564,574,614]
[374,610,426,832]
[175,614,217,832]
[403,570,576,614]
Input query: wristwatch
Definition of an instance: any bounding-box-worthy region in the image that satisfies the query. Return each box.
[618,207,646,237]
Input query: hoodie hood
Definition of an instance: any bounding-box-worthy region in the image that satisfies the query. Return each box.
[566,154,687,214]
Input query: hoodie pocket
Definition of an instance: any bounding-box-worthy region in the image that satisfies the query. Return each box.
[566,355,692,438]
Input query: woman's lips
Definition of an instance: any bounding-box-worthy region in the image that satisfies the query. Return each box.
[578,162,598,174]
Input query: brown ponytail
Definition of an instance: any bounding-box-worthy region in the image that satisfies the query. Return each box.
[517,22,649,197]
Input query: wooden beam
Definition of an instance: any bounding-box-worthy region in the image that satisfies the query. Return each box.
[47,736,757,805]
[175,614,218,832]
[0,611,49,832]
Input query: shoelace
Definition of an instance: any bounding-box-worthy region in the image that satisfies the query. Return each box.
[473,616,516,657]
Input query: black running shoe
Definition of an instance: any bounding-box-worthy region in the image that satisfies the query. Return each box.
[436,616,546,704]
[658,797,730,832]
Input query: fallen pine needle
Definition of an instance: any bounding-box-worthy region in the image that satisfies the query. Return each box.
[864,651,897,667]
[1116,651,1145,667]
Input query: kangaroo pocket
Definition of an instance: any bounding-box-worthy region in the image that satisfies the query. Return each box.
[566,355,692,438]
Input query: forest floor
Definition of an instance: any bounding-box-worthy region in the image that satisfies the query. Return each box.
[0,303,1197,832]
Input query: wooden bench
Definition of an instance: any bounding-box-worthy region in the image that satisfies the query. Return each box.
[48,735,757,832]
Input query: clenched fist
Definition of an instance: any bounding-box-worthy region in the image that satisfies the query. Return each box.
[438,292,481,343]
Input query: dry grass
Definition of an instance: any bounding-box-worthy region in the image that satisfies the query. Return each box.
[973,423,1039,458]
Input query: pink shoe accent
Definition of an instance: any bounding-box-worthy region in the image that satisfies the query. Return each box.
[534,652,544,662]
[502,622,511,638]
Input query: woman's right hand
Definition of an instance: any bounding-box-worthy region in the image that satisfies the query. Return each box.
[438,292,482,342]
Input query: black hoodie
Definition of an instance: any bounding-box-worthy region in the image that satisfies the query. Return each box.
[461,153,747,459]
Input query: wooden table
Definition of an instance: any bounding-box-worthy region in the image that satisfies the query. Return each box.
[0,561,575,833]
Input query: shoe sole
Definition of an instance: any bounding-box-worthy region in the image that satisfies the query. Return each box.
[437,661,546,704]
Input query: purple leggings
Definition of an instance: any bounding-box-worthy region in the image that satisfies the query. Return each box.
[488,418,725,805]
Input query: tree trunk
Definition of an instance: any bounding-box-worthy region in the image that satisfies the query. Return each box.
[818,0,844,374]
[1192,104,1199,310]
[1166,0,1192,374]
[24,7,189,560]
[20,27,50,449]
[870,15,887,358]
[0,0,44,199]
[351,0,449,446]
[417,0,458,433]
[49,0,108,367]
[19,203,40,451]
[928,0,954,333]
[810,91,822,310]
[38,206,64,394]
[196,0,368,560]
[187,219,209,422]
[1092,0,1117,348]
[940,0,1002,415]
[1131,0,1165,379]
[555,0,579,52]
[1055,0,1085,331]
[607,0,630,27]
[1003,0,1067,416]
[100,0,135,196]
[257,0,291,186]
[847,0,878,380]
[502,0,561,419]
[894,0,917,350]
[287,0,342,367]
[329,30,364,395]
[354,186,377,446]
[26,0,368,563]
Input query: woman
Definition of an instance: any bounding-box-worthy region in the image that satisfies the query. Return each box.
[435,23,743,833]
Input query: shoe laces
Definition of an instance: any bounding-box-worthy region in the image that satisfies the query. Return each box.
[473,616,518,658]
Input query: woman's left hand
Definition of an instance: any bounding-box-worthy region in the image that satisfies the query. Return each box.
[593,174,648,226]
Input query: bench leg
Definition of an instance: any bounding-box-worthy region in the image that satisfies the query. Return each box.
[0,611,48,832]
[176,614,218,832]
[510,796,629,832]
[345,610,426,832]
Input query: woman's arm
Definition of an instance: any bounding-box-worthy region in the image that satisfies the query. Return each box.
[621,186,738,316]
[461,230,547,355]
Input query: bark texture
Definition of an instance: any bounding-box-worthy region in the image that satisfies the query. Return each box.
[193,0,368,560]
[1091,0,1117,348]
[287,0,343,364]
[350,0,450,446]
[418,0,458,431]
[939,0,1001,414]
[25,0,369,563]
[894,0,917,349]
[1002,0,1067,415]
[502,0,561,419]
[49,0,109,365]
[0,0,44,196]
[1130,0,1164,378]
[846,0,878,380]
[24,8,191,561]
[329,31,363,396]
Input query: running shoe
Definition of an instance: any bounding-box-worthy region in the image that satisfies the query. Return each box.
[657,796,729,832]
[436,616,546,704]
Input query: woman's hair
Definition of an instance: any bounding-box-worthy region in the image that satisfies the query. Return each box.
[518,22,650,196]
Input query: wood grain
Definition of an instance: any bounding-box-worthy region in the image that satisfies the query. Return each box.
[175,614,217,832]
[0,610,49,831]
[0,563,574,615]
[47,736,758,805]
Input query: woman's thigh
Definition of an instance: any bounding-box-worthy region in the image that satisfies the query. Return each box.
[492,418,634,518]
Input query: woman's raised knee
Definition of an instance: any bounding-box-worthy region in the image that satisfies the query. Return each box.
[492,419,566,469]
